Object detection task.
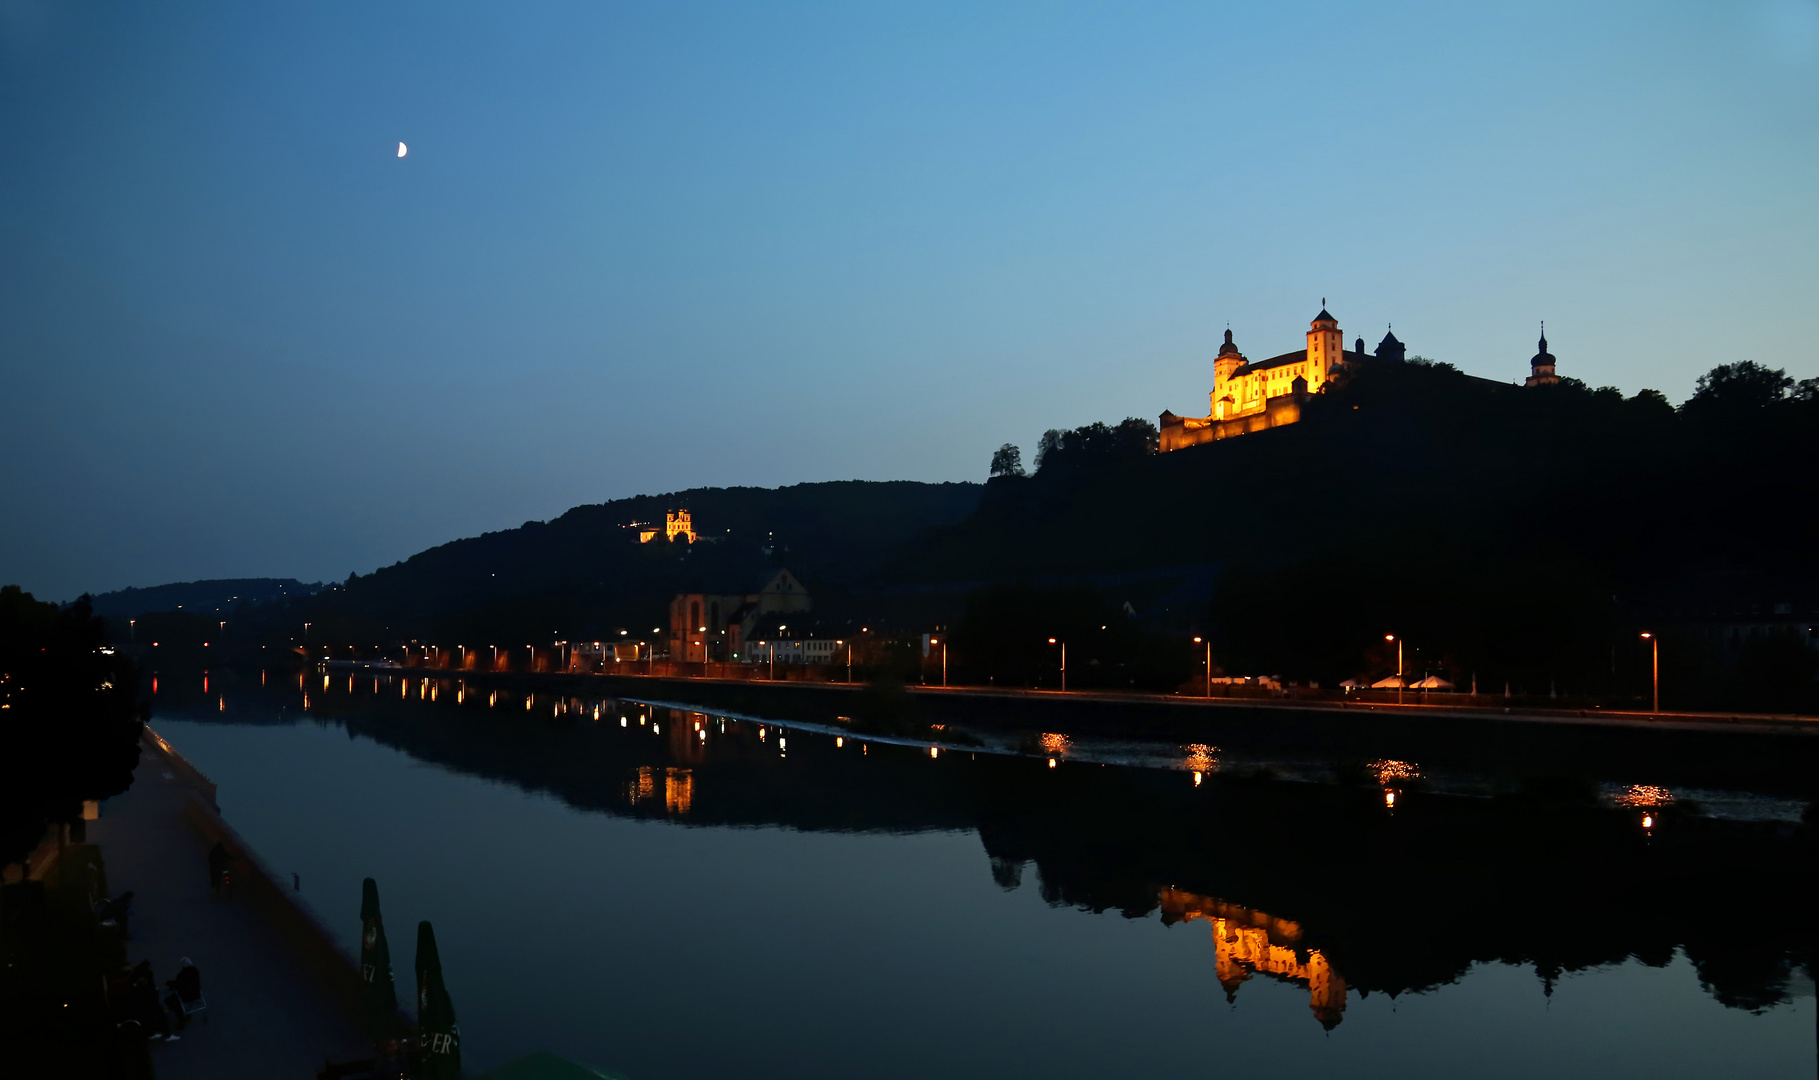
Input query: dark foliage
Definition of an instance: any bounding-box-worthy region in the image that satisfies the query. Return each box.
[988,443,1025,478]
[947,583,1192,690]
[1206,534,1618,692]
[1033,417,1157,480]
[1683,360,1796,419]
[0,587,144,866]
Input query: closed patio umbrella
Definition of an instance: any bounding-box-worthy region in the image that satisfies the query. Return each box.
[359,877,399,1040]
[416,920,462,1079]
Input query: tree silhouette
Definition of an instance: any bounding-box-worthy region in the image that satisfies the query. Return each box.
[989,443,1025,478]
[0,586,144,867]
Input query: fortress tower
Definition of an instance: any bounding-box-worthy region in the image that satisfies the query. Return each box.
[1306,303,1343,387]
[1377,328,1406,362]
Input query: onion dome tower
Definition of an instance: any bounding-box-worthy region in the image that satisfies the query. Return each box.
[1209,328,1246,420]
[1212,328,1245,387]
[1525,324,1558,386]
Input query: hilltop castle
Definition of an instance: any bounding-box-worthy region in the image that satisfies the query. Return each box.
[1159,307,1558,451]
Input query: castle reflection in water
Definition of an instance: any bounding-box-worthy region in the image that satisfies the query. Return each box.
[616,708,1348,1027]
[627,765,694,815]
[1161,889,1348,1029]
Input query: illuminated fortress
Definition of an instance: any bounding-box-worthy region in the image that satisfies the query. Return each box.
[1159,306,1559,451]
[1159,305,1402,450]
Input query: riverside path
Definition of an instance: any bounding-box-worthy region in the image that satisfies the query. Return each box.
[89,733,371,1079]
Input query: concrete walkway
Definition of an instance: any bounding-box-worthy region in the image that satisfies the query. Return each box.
[90,736,371,1079]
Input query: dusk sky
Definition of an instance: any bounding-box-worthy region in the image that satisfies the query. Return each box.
[4,0,1816,600]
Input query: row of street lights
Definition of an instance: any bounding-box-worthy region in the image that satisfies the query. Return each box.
[300,621,1668,711]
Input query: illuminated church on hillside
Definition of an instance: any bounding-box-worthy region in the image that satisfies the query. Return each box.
[1158,305,1558,451]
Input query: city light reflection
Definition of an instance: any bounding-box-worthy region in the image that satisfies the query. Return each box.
[1369,759,1420,784]
[1614,784,1675,808]
[1184,743,1218,775]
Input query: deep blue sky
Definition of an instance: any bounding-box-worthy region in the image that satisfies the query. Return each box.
[4,1,1817,599]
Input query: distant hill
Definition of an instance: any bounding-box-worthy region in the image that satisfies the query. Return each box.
[82,578,323,618]
[243,481,983,644]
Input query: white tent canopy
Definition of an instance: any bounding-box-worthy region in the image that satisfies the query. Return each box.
[1370,675,1406,689]
[1410,675,1455,690]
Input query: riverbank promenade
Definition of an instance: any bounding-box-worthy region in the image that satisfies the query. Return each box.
[393,663,1819,737]
[91,734,370,1078]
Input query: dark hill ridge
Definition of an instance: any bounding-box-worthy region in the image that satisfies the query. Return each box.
[883,360,1819,701]
[81,577,323,617]
[270,480,984,641]
[901,359,1817,595]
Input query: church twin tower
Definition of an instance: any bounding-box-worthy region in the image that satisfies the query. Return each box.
[1158,305,1551,452]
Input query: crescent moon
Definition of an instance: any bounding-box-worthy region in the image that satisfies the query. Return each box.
[397,142,408,158]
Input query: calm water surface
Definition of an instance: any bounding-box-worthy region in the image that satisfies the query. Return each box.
[142,671,1815,1079]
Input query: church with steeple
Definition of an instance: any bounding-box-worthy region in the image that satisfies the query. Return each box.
[1158,305,1556,451]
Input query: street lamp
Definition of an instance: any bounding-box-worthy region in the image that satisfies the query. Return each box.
[1193,637,1211,696]
[129,618,135,642]
[1386,634,1403,703]
[1640,632,1659,713]
[929,636,947,688]
[1048,638,1066,692]
[838,640,850,684]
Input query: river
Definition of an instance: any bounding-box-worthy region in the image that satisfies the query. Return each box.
[143,667,1815,1078]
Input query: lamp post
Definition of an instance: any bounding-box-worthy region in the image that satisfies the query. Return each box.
[1048,638,1066,692]
[1194,636,1210,697]
[129,618,135,642]
[1386,634,1402,704]
[839,640,850,684]
[1640,632,1659,713]
[929,636,946,688]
